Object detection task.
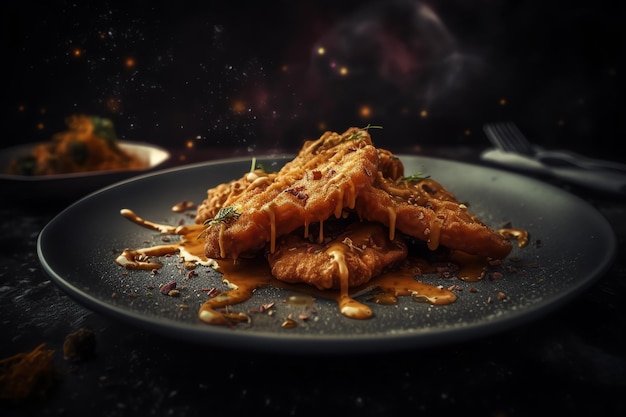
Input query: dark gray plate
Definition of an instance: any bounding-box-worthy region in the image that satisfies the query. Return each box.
[37,155,617,354]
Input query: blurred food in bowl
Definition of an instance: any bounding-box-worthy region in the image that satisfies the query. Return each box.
[7,115,150,176]
[0,115,170,204]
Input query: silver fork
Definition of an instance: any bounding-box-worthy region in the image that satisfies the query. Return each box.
[483,122,626,172]
[481,121,626,195]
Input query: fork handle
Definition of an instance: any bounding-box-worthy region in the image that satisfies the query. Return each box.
[481,149,626,195]
[534,149,626,173]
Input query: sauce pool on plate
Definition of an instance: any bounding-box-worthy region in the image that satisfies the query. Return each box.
[115,207,527,327]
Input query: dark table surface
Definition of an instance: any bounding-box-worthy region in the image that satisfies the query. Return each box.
[1,145,624,417]
[3,1,625,415]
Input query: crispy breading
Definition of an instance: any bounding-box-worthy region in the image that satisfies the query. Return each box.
[196,126,512,291]
[377,147,404,180]
[266,220,408,290]
[355,173,513,260]
[200,127,380,260]
[195,168,276,225]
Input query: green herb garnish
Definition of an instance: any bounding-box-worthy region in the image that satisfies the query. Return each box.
[345,124,383,141]
[249,157,273,174]
[403,172,430,182]
[204,206,241,225]
[90,116,119,147]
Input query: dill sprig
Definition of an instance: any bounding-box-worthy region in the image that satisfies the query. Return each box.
[403,172,430,182]
[345,124,383,141]
[204,206,241,226]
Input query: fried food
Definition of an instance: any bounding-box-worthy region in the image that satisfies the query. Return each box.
[198,127,380,260]
[355,173,513,260]
[195,165,277,224]
[267,220,408,290]
[376,147,404,179]
[197,126,513,290]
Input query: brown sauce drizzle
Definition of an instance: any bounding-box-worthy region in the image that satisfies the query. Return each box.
[116,208,521,327]
[498,228,529,248]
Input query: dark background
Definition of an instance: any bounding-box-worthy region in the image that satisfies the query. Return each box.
[2,0,624,157]
[1,3,626,416]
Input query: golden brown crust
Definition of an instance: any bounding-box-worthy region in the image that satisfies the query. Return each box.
[200,127,380,260]
[196,126,512,290]
[195,169,276,225]
[355,174,513,260]
[377,148,404,180]
[266,221,408,290]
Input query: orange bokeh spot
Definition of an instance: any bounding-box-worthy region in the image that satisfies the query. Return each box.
[232,101,246,114]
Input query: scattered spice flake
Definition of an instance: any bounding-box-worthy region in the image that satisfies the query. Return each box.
[0,343,58,403]
[250,302,276,314]
[488,271,504,281]
[281,317,298,329]
[160,281,177,295]
[183,261,197,270]
[167,289,181,297]
[202,287,221,297]
[261,302,275,311]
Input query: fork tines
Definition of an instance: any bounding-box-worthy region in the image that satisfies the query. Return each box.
[483,122,535,155]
